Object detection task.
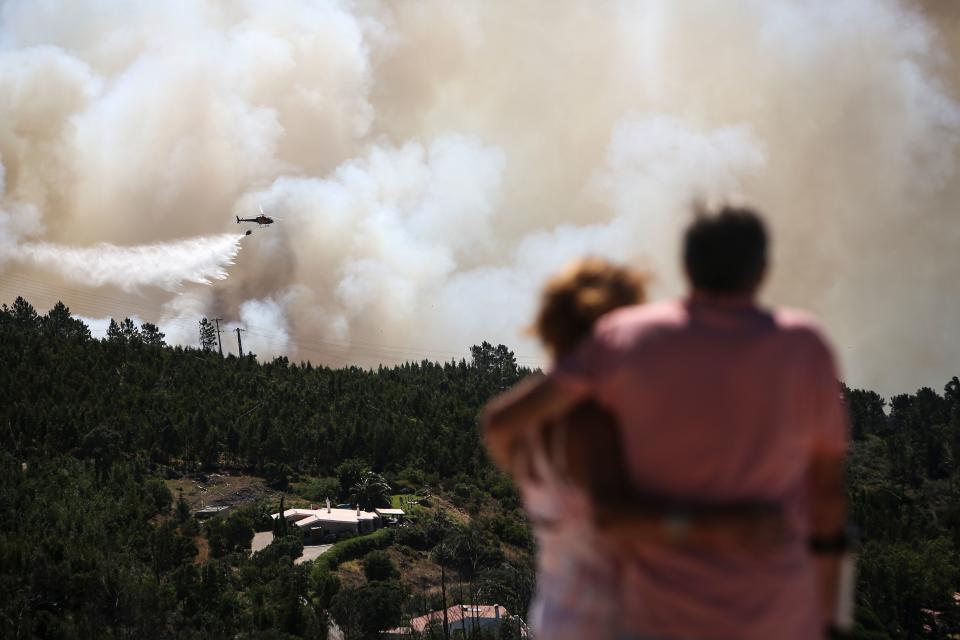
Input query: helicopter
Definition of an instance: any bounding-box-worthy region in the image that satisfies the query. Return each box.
[236,206,274,226]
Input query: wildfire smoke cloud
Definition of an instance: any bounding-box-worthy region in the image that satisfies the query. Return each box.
[0,0,958,394]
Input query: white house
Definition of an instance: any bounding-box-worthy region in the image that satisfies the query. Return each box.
[271,499,401,540]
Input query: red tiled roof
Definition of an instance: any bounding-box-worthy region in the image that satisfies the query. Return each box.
[407,604,508,633]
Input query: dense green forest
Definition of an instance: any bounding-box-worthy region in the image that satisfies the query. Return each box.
[1,295,958,639]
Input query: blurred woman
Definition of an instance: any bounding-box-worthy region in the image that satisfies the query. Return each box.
[517,257,643,640]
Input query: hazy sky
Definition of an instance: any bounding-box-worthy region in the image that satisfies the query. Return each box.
[1,0,958,396]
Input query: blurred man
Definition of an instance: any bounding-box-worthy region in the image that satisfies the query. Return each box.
[484,206,849,639]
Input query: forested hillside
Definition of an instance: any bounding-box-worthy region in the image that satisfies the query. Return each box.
[1,295,958,639]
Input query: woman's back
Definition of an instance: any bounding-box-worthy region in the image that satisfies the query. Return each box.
[518,258,644,640]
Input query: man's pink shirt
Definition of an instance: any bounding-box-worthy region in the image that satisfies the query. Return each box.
[552,296,848,640]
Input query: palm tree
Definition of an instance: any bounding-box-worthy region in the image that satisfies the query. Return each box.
[349,471,392,510]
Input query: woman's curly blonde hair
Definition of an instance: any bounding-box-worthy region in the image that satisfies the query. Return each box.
[533,257,646,358]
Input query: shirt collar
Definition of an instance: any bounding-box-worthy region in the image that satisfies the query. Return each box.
[687,290,758,309]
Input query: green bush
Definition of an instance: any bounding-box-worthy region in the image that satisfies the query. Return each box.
[452,481,475,508]
[487,514,533,549]
[235,500,277,532]
[294,476,341,503]
[311,568,341,609]
[394,523,430,551]
[487,474,521,511]
[206,510,254,558]
[330,581,405,639]
[312,528,394,573]
[397,465,427,488]
[252,530,303,565]
[145,476,173,513]
[362,549,398,582]
[263,462,292,491]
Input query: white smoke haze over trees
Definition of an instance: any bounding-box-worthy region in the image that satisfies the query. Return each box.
[0,0,957,394]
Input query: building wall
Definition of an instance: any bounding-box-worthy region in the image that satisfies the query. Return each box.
[320,520,359,537]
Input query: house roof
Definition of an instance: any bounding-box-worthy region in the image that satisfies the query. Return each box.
[271,507,380,524]
[404,604,509,633]
[375,508,406,516]
[293,514,321,528]
[275,508,315,518]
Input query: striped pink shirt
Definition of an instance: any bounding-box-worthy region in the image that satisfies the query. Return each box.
[553,296,848,640]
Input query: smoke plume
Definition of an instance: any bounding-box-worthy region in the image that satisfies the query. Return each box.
[0,0,958,395]
[13,234,244,291]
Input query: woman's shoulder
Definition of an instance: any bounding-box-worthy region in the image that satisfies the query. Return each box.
[595,300,687,339]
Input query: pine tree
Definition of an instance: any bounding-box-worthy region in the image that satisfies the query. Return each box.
[119,318,141,344]
[199,318,218,351]
[44,301,91,341]
[11,296,40,331]
[140,322,165,347]
[175,490,191,523]
[106,318,123,342]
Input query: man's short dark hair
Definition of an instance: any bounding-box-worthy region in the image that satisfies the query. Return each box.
[683,205,768,294]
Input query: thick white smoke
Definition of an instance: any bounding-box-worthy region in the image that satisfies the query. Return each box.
[0,0,958,394]
[0,162,43,267]
[13,234,244,292]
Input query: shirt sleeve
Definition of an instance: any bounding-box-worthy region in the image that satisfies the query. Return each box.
[808,335,850,457]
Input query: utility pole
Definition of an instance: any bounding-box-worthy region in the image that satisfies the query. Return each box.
[235,327,245,358]
[213,318,224,358]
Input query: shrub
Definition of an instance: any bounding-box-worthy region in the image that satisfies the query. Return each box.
[263,463,292,491]
[397,465,427,488]
[362,549,398,582]
[452,482,475,508]
[145,476,173,513]
[488,474,520,511]
[206,510,254,557]
[487,514,533,549]
[311,568,341,609]
[251,528,303,566]
[394,523,430,551]
[295,476,340,503]
[330,581,405,639]
[312,528,394,573]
